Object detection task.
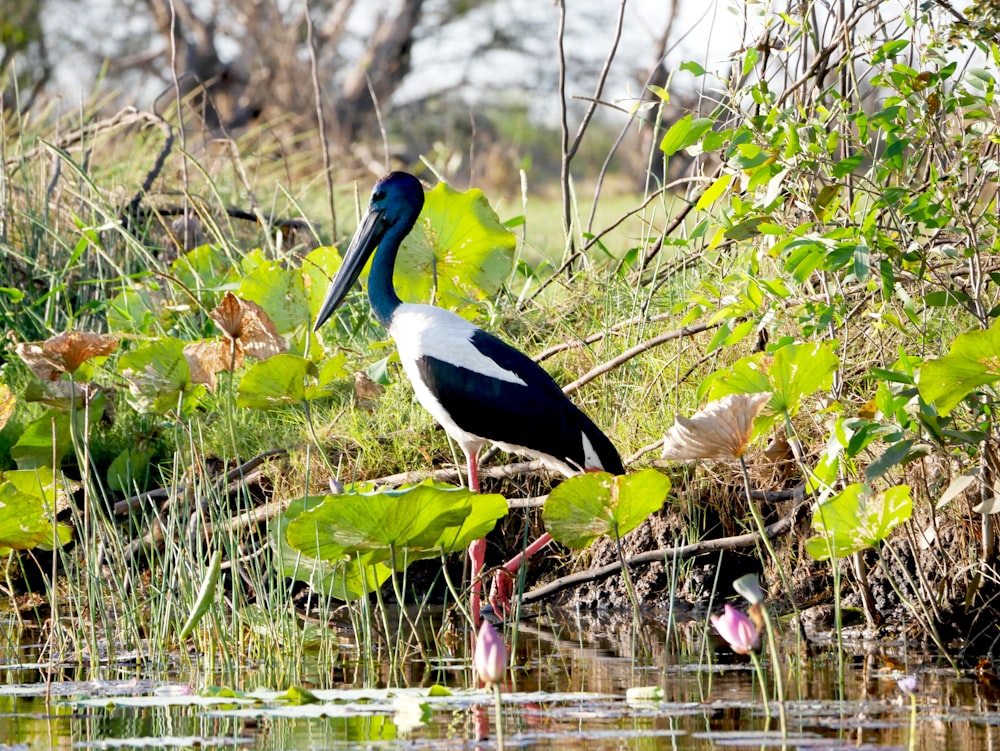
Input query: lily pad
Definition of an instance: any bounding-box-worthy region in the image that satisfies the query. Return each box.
[542,470,671,550]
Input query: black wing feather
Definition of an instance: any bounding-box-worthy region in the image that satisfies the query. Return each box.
[416,329,624,474]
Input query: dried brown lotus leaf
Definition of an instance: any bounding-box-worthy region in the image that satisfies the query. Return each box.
[209,292,244,339]
[353,371,385,407]
[209,292,285,360]
[16,332,120,380]
[661,392,772,461]
[0,384,14,430]
[183,340,242,391]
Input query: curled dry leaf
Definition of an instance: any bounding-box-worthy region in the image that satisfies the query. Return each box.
[354,371,385,407]
[24,380,102,409]
[0,383,14,430]
[209,292,285,360]
[184,340,243,391]
[16,332,120,381]
[661,392,772,461]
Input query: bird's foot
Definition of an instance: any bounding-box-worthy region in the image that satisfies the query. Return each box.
[487,568,515,621]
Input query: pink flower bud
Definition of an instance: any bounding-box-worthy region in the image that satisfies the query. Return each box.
[710,603,760,654]
[474,622,507,685]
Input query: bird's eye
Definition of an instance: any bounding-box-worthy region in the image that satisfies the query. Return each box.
[373,190,385,202]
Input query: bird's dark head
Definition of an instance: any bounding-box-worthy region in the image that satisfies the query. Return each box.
[314,172,425,330]
[370,172,425,224]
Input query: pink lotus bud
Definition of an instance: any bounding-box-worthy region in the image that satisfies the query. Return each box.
[710,603,760,655]
[474,622,507,685]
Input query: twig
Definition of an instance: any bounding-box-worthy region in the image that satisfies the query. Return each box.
[305,0,337,238]
[114,449,286,515]
[562,322,717,394]
[534,310,678,362]
[373,460,550,488]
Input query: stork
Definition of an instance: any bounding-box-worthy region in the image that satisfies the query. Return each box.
[313,171,624,622]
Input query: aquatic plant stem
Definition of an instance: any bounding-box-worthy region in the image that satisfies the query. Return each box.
[748,650,771,722]
[758,606,788,735]
[738,457,797,617]
[613,525,643,628]
[492,683,505,750]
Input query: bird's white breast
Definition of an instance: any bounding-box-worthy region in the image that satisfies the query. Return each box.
[388,304,525,454]
[389,304,526,386]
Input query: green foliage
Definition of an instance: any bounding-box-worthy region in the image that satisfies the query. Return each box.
[178,549,223,639]
[542,470,672,550]
[275,495,394,601]
[805,484,912,561]
[919,322,1000,416]
[118,337,202,415]
[0,467,73,554]
[236,354,318,409]
[395,181,516,311]
[701,341,839,438]
[285,482,508,567]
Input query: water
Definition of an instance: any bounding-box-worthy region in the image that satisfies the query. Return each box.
[2,612,998,750]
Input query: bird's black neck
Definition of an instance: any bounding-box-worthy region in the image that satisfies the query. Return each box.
[367,220,408,326]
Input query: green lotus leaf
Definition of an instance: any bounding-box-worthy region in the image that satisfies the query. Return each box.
[0,480,73,553]
[236,354,318,409]
[805,483,912,561]
[284,482,507,569]
[543,469,671,550]
[394,181,516,311]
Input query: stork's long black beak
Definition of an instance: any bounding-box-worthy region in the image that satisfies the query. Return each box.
[313,207,388,331]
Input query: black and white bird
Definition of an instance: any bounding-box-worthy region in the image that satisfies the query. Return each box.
[313,171,624,620]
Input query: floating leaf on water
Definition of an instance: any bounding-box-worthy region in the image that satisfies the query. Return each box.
[392,695,432,732]
[276,685,321,705]
[661,392,771,461]
[543,470,671,550]
[625,686,664,701]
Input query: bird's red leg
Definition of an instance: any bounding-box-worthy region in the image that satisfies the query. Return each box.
[464,447,485,624]
[488,533,553,619]
[487,468,605,618]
